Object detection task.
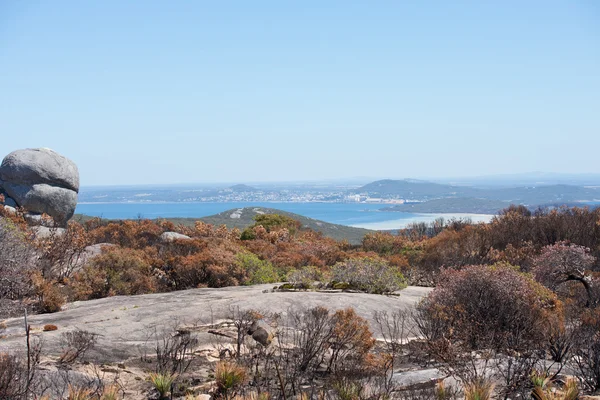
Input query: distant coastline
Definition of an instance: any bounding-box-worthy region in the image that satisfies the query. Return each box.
[75,201,496,231]
[351,213,495,230]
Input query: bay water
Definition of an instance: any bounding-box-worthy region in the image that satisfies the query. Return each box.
[76,202,494,230]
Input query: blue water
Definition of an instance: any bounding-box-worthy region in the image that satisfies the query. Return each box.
[76,202,405,226]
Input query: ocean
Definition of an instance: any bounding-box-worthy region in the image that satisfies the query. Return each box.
[75,202,494,230]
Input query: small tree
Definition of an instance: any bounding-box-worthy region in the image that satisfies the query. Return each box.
[533,242,596,306]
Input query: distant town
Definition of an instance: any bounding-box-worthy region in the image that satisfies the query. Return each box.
[78,178,600,216]
[79,183,413,204]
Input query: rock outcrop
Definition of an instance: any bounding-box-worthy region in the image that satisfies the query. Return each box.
[0,148,79,226]
[160,231,192,242]
[247,319,275,346]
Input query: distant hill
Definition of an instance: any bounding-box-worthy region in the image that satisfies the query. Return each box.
[437,172,600,187]
[197,207,371,244]
[228,184,258,192]
[382,198,510,214]
[356,179,600,205]
[354,179,477,198]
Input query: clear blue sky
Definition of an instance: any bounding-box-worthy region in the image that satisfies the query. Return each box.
[1,1,599,186]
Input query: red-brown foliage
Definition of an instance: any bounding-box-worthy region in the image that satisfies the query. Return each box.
[69,246,157,299]
[170,238,247,289]
[417,263,562,351]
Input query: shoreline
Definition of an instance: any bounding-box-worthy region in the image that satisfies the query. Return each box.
[350,213,495,230]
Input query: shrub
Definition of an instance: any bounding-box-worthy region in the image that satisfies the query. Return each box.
[286,266,326,288]
[100,385,120,400]
[463,378,494,400]
[236,252,280,285]
[148,372,176,399]
[35,221,90,282]
[0,218,37,305]
[30,272,65,313]
[362,231,408,255]
[329,308,376,373]
[70,246,157,299]
[573,308,600,392]
[416,263,562,351]
[0,352,28,399]
[252,214,301,235]
[332,378,366,400]
[533,242,596,306]
[172,242,247,289]
[331,257,407,294]
[531,375,579,400]
[87,219,164,248]
[215,361,246,399]
[59,329,98,364]
[67,385,93,400]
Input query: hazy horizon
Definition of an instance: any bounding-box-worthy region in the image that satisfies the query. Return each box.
[2,1,599,185]
[76,170,600,189]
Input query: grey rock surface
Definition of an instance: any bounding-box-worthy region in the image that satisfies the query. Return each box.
[3,205,16,214]
[72,243,115,270]
[0,148,79,226]
[30,226,66,239]
[1,285,431,364]
[392,368,445,388]
[3,182,77,225]
[0,148,79,192]
[24,212,50,227]
[160,231,192,242]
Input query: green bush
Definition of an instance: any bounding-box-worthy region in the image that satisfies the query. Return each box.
[331,257,407,294]
[236,252,279,284]
[239,228,256,241]
[148,372,176,399]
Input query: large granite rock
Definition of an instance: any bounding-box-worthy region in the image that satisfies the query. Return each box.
[0,148,79,191]
[0,148,79,226]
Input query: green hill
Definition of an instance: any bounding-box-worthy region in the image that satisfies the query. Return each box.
[357,179,600,205]
[198,207,371,244]
[355,179,477,198]
[382,198,510,214]
[75,208,372,245]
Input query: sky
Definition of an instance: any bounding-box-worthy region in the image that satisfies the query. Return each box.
[1,1,599,186]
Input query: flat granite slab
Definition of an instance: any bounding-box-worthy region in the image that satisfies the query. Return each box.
[1,284,431,363]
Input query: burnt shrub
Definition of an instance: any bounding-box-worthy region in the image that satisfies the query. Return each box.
[532,241,597,307]
[0,218,37,303]
[415,263,563,394]
[58,329,98,364]
[0,352,28,399]
[170,239,247,289]
[416,263,562,351]
[69,246,157,299]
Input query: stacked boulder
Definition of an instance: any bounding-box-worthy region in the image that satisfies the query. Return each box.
[0,148,79,227]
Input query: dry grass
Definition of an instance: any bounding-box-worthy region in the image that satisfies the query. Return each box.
[463,379,494,400]
[43,324,58,331]
[215,361,247,399]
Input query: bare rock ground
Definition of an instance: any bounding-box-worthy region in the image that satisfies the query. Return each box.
[1,285,431,363]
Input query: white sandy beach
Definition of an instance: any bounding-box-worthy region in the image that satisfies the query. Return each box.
[351,213,495,230]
